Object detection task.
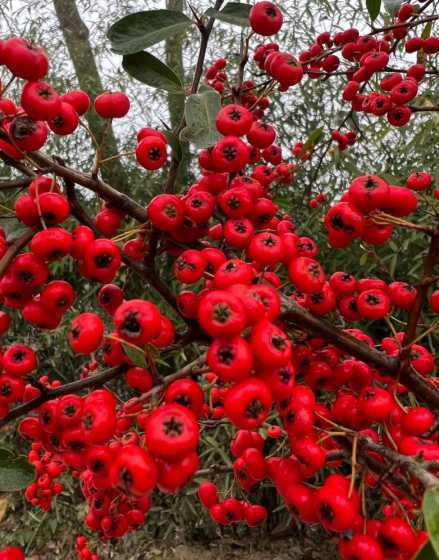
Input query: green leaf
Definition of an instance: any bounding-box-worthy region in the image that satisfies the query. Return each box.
[366,0,381,20]
[424,487,439,557]
[300,127,324,157]
[122,343,147,368]
[415,541,439,560]
[205,2,251,26]
[180,89,221,148]
[108,10,193,55]
[0,451,35,492]
[359,253,368,266]
[163,130,183,162]
[122,51,184,94]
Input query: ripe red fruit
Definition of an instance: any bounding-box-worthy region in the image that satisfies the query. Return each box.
[82,238,121,283]
[2,38,48,80]
[249,2,283,36]
[3,344,37,376]
[388,281,417,310]
[109,445,157,495]
[250,319,292,367]
[212,136,249,172]
[21,81,60,121]
[358,386,393,421]
[216,104,253,136]
[144,403,199,460]
[125,366,153,393]
[247,121,276,148]
[431,290,439,313]
[357,288,391,319]
[224,377,272,429]
[136,136,167,170]
[48,102,80,135]
[30,227,72,261]
[198,290,247,337]
[174,249,206,284]
[40,280,75,312]
[406,170,432,191]
[68,313,104,354]
[289,256,325,293]
[165,379,204,417]
[94,91,130,118]
[207,336,253,382]
[348,175,389,212]
[113,299,161,345]
[147,194,184,232]
[60,90,90,115]
[0,546,25,560]
[401,406,434,436]
[10,115,48,152]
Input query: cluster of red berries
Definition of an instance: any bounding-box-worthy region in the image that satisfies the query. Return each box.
[0,2,437,558]
[25,442,64,511]
[0,37,167,172]
[198,479,267,526]
[331,129,357,151]
[75,536,100,560]
[323,173,431,248]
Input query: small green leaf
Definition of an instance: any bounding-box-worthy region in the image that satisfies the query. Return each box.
[122,343,147,368]
[366,0,381,20]
[205,2,251,26]
[359,253,368,266]
[0,452,35,492]
[163,130,183,162]
[300,127,324,157]
[423,487,439,557]
[122,51,184,94]
[421,20,433,39]
[180,89,222,148]
[415,541,439,560]
[108,10,193,55]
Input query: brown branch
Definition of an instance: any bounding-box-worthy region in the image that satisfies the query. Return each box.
[280,295,439,409]
[399,227,439,372]
[0,226,38,279]
[0,365,127,428]
[164,0,224,194]
[27,151,148,223]
[0,176,32,190]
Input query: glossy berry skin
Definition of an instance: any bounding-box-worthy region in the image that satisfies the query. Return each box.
[198,290,247,337]
[2,38,48,80]
[289,257,325,294]
[250,320,292,367]
[207,336,253,382]
[249,2,283,36]
[165,379,204,417]
[0,546,25,560]
[224,378,272,429]
[60,90,90,115]
[94,91,130,118]
[357,289,391,320]
[136,136,167,170]
[147,194,184,232]
[109,445,157,496]
[21,81,60,121]
[68,312,104,354]
[216,104,253,137]
[431,289,439,313]
[143,403,199,460]
[113,299,161,345]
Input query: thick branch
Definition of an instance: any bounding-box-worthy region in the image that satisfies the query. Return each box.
[0,227,38,279]
[28,151,148,223]
[280,296,439,409]
[0,365,126,428]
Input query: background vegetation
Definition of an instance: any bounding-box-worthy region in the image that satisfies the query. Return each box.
[0,0,438,557]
